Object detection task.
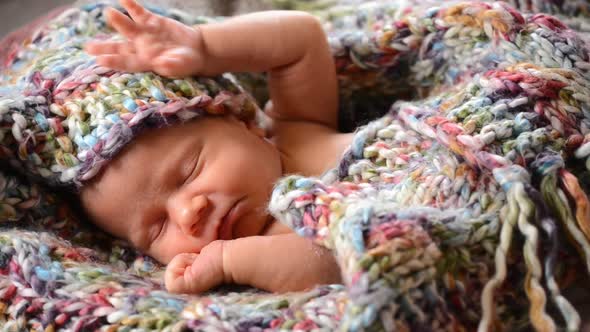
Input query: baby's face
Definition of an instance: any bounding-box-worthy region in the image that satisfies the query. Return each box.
[81,115,282,263]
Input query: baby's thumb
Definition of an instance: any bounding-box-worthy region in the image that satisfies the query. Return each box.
[185,241,226,293]
[153,56,186,78]
[155,48,203,77]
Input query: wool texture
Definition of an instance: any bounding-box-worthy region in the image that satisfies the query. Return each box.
[0,3,259,188]
[1,0,590,331]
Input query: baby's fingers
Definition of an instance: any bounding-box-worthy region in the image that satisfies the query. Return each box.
[95,54,148,73]
[105,7,139,39]
[85,41,135,56]
[165,253,198,293]
[165,241,226,294]
[119,0,158,27]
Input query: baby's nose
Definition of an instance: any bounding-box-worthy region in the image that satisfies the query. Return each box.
[168,194,209,236]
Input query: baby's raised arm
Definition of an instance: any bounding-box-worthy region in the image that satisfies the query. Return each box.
[165,234,342,294]
[198,12,339,128]
[86,0,338,129]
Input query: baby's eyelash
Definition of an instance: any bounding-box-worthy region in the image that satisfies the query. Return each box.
[150,218,166,243]
[182,154,200,185]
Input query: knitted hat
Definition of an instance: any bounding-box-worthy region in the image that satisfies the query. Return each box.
[0,3,261,189]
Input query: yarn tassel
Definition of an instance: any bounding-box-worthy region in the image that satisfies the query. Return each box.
[528,184,581,332]
[478,203,512,332]
[542,174,590,274]
[559,169,590,243]
[512,182,555,332]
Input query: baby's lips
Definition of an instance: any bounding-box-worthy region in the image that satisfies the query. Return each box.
[219,198,245,241]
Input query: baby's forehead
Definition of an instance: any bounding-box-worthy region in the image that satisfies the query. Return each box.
[79,121,209,233]
[81,113,262,202]
[140,113,252,138]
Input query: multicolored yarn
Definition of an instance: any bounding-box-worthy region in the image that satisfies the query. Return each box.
[0,2,259,188]
[271,0,590,331]
[1,0,590,331]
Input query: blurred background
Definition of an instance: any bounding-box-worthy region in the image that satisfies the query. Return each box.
[0,0,282,37]
[0,0,73,36]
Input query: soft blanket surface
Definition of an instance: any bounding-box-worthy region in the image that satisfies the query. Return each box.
[1,0,590,331]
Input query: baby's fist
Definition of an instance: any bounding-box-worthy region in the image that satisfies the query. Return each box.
[165,240,227,294]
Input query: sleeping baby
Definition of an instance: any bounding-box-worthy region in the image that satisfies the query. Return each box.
[80,0,352,294]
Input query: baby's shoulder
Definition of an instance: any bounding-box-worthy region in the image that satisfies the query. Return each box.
[270,119,353,176]
[272,119,336,139]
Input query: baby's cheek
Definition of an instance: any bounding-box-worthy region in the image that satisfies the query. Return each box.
[146,242,178,265]
[148,231,208,264]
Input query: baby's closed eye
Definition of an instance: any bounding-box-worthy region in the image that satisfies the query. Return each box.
[180,152,201,186]
[148,217,167,245]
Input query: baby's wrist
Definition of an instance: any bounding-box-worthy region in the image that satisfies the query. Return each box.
[220,236,271,287]
[219,239,234,285]
[188,24,209,75]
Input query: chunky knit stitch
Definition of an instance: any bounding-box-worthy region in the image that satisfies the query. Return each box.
[1,0,590,331]
[0,3,259,188]
[271,1,590,330]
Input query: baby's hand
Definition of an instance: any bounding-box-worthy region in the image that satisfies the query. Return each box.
[85,0,204,77]
[165,234,341,294]
[164,240,227,294]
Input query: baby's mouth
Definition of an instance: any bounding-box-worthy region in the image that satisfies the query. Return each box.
[218,197,244,240]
